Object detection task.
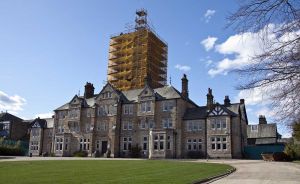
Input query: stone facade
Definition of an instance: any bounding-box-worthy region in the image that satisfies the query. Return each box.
[28,118,53,156]
[29,78,248,159]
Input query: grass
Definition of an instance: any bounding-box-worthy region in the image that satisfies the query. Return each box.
[0,160,232,184]
[294,160,300,164]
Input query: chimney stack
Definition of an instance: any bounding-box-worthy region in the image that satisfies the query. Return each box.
[84,82,95,99]
[144,75,152,87]
[207,88,214,110]
[224,96,231,106]
[181,74,189,98]
[259,115,267,124]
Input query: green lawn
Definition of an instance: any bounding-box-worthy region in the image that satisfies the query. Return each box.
[0,160,232,184]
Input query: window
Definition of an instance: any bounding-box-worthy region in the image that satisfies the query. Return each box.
[55,137,63,151]
[97,121,108,131]
[210,136,228,151]
[162,119,172,129]
[167,136,171,150]
[187,121,202,131]
[186,138,202,151]
[85,123,91,132]
[123,121,133,130]
[98,105,113,116]
[123,137,132,151]
[141,101,151,112]
[31,128,39,137]
[69,109,79,119]
[211,118,227,130]
[69,121,79,132]
[96,140,100,150]
[57,122,64,133]
[30,141,39,151]
[154,134,164,151]
[80,138,90,151]
[103,92,112,99]
[123,104,133,115]
[140,120,146,129]
[251,125,258,131]
[149,120,155,129]
[162,101,173,111]
[143,136,148,150]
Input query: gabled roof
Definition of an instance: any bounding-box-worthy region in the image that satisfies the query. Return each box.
[30,118,47,128]
[208,103,238,117]
[54,83,198,110]
[183,107,208,120]
[0,112,23,122]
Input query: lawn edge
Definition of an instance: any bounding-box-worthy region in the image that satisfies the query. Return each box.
[192,166,236,184]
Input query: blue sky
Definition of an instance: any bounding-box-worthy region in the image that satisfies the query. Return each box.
[0,0,290,137]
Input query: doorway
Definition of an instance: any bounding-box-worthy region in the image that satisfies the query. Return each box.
[101,141,108,154]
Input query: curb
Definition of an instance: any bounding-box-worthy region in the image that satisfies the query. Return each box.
[192,167,236,184]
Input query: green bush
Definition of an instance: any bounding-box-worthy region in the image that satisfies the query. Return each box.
[284,143,300,160]
[130,144,141,158]
[73,151,88,157]
[187,151,204,159]
[0,138,24,156]
[0,146,23,156]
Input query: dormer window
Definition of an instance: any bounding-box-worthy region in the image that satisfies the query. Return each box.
[103,92,112,99]
[141,101,151,112]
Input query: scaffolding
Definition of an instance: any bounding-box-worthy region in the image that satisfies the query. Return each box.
[107,9,168,91]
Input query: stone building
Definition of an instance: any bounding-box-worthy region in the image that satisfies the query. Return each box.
[29,10,249,159]
[247,115,281,145]
[0,112,28,141]
[30,75,248,159]
[28,117,54,156]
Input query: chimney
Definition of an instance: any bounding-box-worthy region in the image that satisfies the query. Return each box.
[84,82,95,99]
[144,75,152,87]
[224,96,231,106]
[240,99,245,104]
[207,88,214,110]
[181,74,189,98]
[259,115,267,124]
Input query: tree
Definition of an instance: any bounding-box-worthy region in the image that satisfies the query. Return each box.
[292,119,300,140]
[228,0,300,123]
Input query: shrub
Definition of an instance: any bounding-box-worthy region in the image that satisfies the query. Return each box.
[130,144,141,158]
[284,143,300,160]
[187,151,204,159]
[73,151,88,157]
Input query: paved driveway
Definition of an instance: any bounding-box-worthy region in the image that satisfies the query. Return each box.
[197,159,300,184]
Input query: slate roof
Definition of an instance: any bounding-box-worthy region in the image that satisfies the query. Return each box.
[55,84,197,110]
[183,107,208,120]
[30,118,47,128]
[0,112,23,122]
[247,123,278,138]
[183,103,241,120]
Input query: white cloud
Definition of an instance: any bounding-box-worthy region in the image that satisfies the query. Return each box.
[175,64,191,72]
[201,36,218,51]
[204,9,216,22]
[208,24,300,77]
[35,112,54,119]
[235,88,271,106]
[255,106,276,117]
[208,32,265,77]
[0,90,26,113]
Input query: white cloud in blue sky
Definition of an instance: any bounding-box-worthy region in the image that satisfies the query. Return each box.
[35,112,54,119]
[204,9,216,23]
[175,64,191,72]
[0,90,26,114]
[201,36,218,51]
